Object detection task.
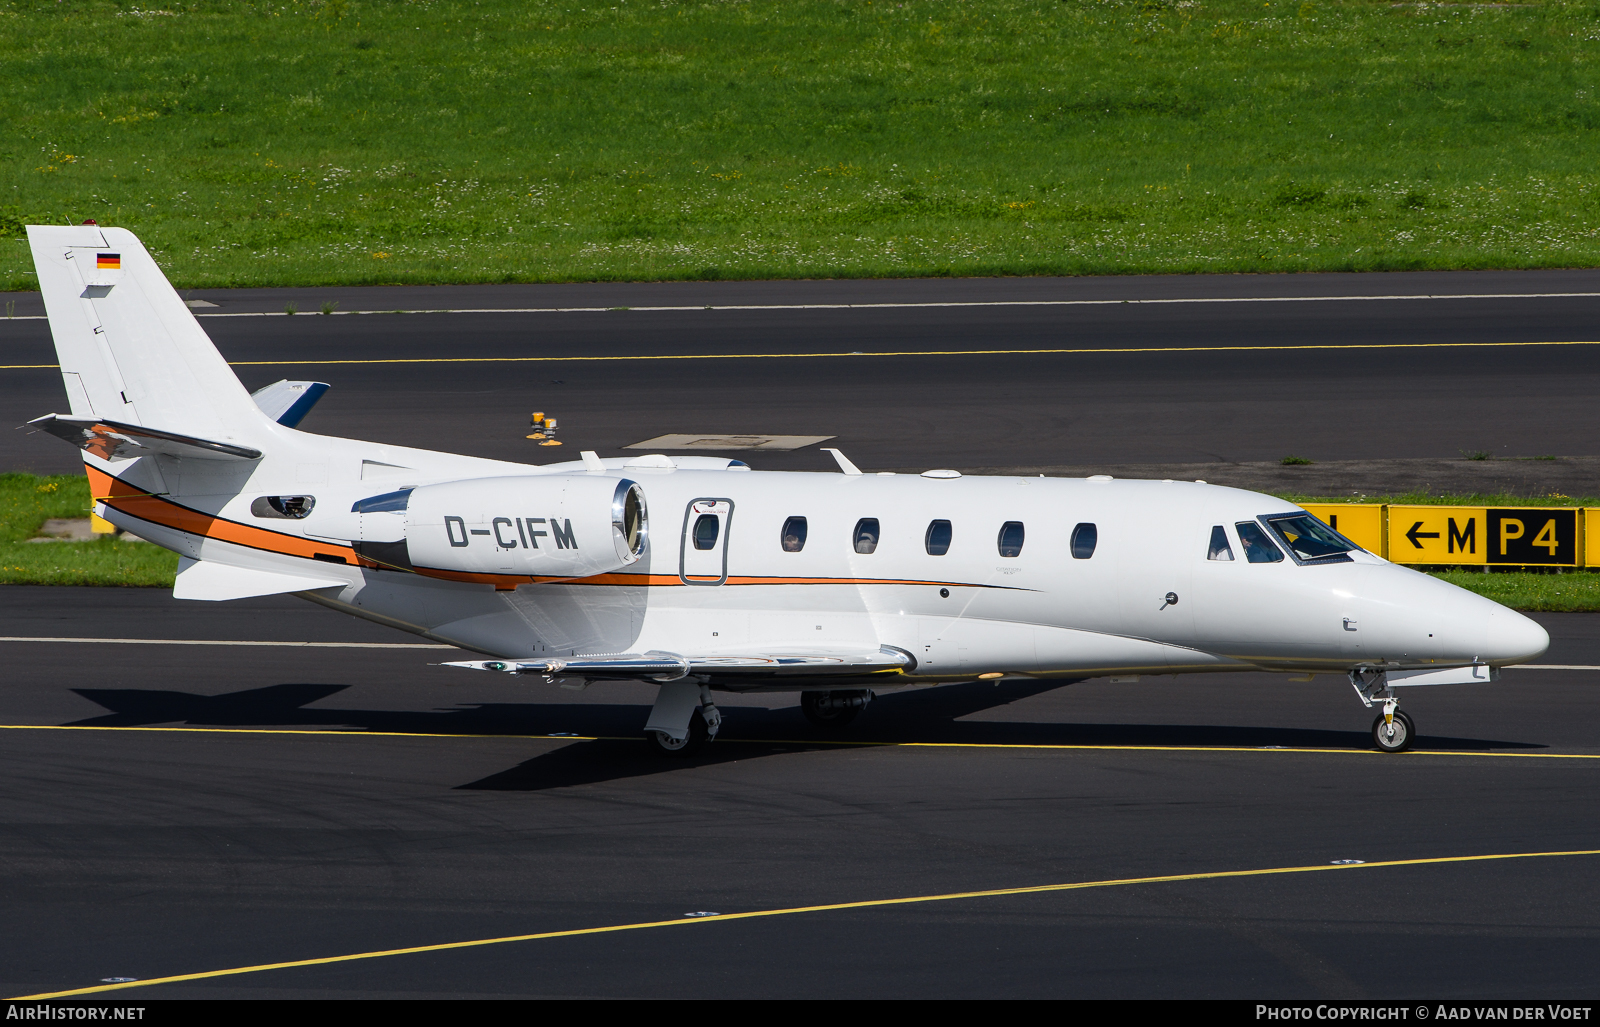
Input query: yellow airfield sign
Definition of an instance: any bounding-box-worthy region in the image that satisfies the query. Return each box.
[1386,506,1577,567]
[1299,504,1581,567]
[1299,505,1384,557]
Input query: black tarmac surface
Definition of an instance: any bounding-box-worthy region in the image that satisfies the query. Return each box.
[2,272,1598,999]
[1,586,1598,999]
[4,268,1600,475]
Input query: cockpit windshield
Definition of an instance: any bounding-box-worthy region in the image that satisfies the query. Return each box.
[1263,513,1357,563]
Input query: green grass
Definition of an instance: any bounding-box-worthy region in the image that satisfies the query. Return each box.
[1435,569,1600,613]
[3,0,1600,288]
[0,473,178,586]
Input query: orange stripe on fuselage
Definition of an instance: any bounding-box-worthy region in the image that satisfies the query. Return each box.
[86,465,359,565]
[87,467,1028,591]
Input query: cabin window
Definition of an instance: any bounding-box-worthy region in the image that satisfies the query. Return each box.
[781,516,808,553]
[692,514,720,551]
[1264,513,1357,563]
[853,518,880,555]
[1207,525,1235,561]
[997,521,1025,558]
[1070,522,1098,559]
[250,495,315,519]
[1235,521,1285,563]
[925,519,953,556]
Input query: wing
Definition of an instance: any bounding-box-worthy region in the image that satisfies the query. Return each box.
[444,645,916,686]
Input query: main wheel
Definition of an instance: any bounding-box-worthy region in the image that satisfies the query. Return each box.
[647,708,710,758]
[1371,709,1415,753]
[800,690,867,730]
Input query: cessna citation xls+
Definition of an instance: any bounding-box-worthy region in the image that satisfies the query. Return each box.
[24,224,1548,755]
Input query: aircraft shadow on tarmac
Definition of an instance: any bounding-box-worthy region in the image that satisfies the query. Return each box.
[66,679,1545,791]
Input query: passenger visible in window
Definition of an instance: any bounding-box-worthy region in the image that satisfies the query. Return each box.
[925,519,952,556]
[693,514,720,551]
[997,521,1025,558]
[781,516,807,553]
[1207,525,1235,562]
[853,518,879,555]
[1235,521,1284,563]
[1070,522,1097,559]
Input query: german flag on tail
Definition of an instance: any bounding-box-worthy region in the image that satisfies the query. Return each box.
[96,253,120,270]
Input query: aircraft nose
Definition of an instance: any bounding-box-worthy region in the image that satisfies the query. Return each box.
[1480,608,1549,665]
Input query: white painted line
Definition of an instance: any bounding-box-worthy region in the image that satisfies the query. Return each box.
[1507,664,1600,671]
[189,291,1600,316]
[0,636,454,649]
[8,291,1597,322]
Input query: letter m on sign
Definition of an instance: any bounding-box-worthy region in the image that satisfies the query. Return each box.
[550,518,578,549]
[1449,517,1475,554]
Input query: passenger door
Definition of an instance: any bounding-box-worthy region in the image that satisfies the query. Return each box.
[680,498,733,585]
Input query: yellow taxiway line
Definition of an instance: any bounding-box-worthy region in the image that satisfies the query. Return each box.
[4,338,1600,371]
[2,722,1597,758]
[14,847,1600,1000]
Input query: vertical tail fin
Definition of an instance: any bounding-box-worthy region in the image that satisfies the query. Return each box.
[27,224,271,449]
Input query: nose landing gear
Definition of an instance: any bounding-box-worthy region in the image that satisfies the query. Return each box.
[1350,668,1416,753]
[1371,701,1415,753]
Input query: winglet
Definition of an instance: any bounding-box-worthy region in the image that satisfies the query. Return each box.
[821,448,863,475]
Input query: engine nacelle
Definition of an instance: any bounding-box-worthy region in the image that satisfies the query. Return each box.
[405,475,647,581]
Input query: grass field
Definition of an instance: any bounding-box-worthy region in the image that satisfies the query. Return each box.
[0,473,178,586]
[3,0,1599,288]
[0,472,1594,611]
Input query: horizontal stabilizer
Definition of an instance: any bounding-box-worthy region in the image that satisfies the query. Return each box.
[28,414,262,461]
[173,557,346,601]
[249,380,330,429]
[445,645,914,681]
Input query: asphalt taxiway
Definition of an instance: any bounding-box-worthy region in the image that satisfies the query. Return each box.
[4,268,1600,476]
[1,586,1597,1000]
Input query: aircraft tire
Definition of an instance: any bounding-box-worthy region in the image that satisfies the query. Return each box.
[647,709,710,758]
[1371,709,1415,753]
[801,690,865,730]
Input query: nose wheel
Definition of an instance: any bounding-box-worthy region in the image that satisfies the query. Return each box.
[1371,706,1415,753]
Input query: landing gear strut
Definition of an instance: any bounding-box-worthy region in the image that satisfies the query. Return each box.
[1350,668,1416,753]
[648,706,716,757]
[645,680,722,758]
[800,689,873,730]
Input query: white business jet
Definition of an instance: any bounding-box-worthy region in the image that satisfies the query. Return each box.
[24,224,1549,755]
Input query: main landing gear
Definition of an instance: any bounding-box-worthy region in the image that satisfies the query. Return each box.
[645,680,722,758]
[800,689,873,730]
[1349,668,1416,753]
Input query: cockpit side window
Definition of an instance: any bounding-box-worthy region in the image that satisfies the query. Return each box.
[853,518,880,555]
[1264,513,1357,564]
[781,516,807,553]
[1235,521,1284,563]
[1207,525,1235,561]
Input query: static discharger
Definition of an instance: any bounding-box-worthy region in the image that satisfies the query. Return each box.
[527,412,562,446]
